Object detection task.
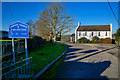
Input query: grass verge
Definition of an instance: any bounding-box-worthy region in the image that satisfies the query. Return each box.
[37,46,67,80]
[0,40,18,42]
[15,42,66,77]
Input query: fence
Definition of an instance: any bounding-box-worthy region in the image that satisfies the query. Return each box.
[0,41,25,57]
[0,57,33,79]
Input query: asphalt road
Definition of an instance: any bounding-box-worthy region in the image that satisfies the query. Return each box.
[55,42,118,79]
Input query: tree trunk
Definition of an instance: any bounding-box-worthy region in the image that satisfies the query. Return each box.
[60,32,61,41]
[49,33,53,41]
[54,31,57,42]
[34,28,35,35]
[49,34,51,41]
[54,35,56,42]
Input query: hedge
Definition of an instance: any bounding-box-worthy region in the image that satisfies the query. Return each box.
[77,37,113,44]
[20,36,46,52]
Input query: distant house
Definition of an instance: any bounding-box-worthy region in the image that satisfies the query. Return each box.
[70,33,75,43]
[75,22,112,43]
[61,35,71,42]
[0,31,8,37]
[0,31,9,39]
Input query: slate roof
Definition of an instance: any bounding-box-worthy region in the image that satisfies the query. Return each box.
[77,25,110,31]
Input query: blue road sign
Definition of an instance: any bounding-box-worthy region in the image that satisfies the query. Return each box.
[9,21,29,38]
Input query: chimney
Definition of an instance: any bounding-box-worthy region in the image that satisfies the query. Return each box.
[78,22,81,27]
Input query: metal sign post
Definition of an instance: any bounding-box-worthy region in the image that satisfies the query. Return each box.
[25,38,28,68]
[12,38,15,67]
[12,38,16,79]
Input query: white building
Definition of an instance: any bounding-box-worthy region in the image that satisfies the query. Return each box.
[75,22,112,43]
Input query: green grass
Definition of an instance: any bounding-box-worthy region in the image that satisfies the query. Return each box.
[0,40,18,42]
[0,40,18,44]
[39,51,67,80]
[61,35,71,38]
[61,40,69,42]
[15,42,66,76]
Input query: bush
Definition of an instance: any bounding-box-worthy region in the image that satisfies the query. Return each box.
[77,39,80,43]
[100,38,112,44]
[90,41,95,44]
[112,39,115,44]
[77,37,89,43]
[99,38,104,43]
[77,37,112,44]
[87,40,91,43]
[92,36,99,41]
[104,38,112,43]
[115,37,120,44]
[95,40,102,43]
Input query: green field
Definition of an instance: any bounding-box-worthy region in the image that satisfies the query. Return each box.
[61,35,71,38]
[0,40,18,43]
[16,42,66,76]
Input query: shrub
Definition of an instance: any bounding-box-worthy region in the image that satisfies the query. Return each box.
[87,40,91,43]
[92,36,99,41]
[90,41,95,44]
[112,39,115,44]
[115,37,120,44]
[77,39,81,43]
[77,37,89,43]
[115,40,118,44]
[95,40,101,44]
[84,40,88,43]
[103,38,112,44]
[98,40,102,43]
[99,38,104,43]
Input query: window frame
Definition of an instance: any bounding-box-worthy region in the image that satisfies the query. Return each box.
[92,32,93,36]
[106,31,107,36]
[85,31,87,36]
[79,32,81,36]
[98,31,100,36]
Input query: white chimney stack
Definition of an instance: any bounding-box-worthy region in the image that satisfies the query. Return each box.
[78,22,81,27]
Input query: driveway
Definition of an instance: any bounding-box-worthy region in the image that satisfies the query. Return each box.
[55,42,118,79]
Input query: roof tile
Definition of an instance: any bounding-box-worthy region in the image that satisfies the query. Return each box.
[77,25,110,31]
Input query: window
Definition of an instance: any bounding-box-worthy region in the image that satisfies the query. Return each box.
[79,32,81,36]
[76,32,78,38]
[92,32,93,36]
[98,32,100,36]
[85,32,87,36]
[106,32,107,36]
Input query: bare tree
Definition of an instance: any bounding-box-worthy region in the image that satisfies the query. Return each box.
[26,20,34,36]
[35,10,53,40]
[35,2,75,41]
[57,16,75,40]
[33,20,37,35]
[26,19,37,37]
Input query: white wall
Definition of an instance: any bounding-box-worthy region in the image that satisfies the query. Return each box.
[110,23,112,39]
[77,31,111,41]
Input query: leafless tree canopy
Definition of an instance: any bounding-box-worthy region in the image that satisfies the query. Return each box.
[26,20,34,36]
[35,2,75,41]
